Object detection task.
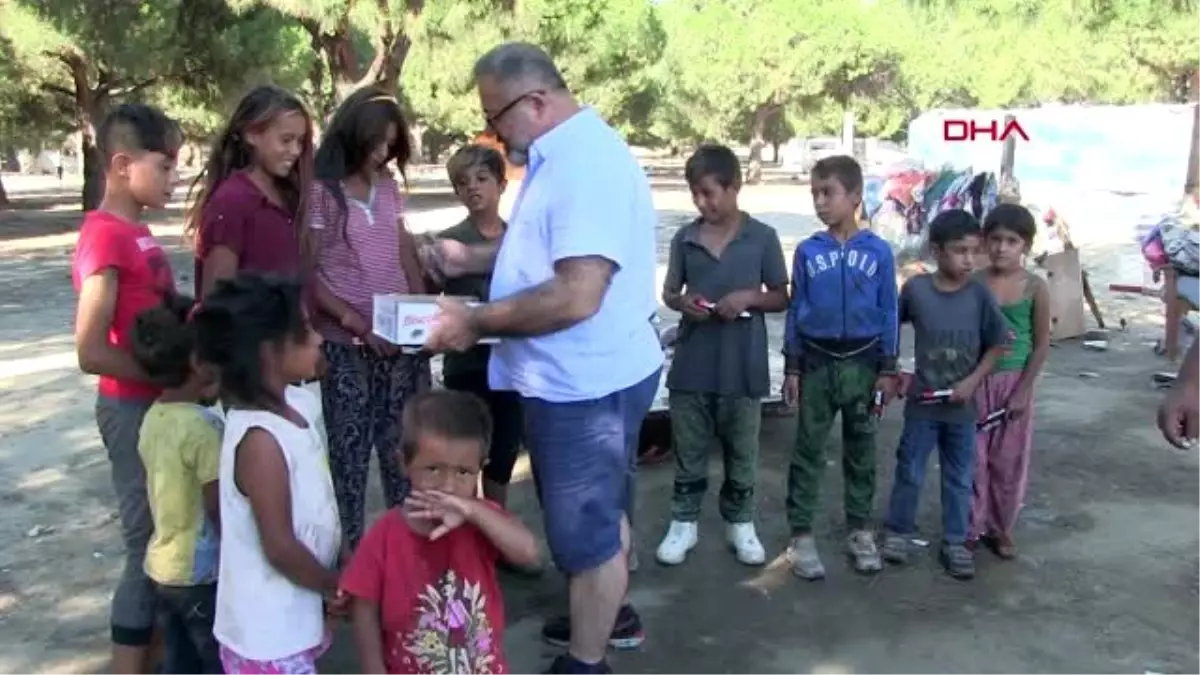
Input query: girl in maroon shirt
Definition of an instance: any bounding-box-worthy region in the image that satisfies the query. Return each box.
[185,85,314,298]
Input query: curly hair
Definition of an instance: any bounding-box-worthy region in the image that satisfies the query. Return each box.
[129,294,198,388]
[191,274,309,407]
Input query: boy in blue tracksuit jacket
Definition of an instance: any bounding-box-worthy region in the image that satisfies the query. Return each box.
[781,155,899,580]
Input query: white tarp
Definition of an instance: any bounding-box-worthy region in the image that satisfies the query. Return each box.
[907,104,1197,248]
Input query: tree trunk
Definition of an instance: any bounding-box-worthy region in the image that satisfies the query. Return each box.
[408,122,426,164]
[79,91,110,211]
[1,146,17,172]
[305,8,416,106]
[745,103,779,185]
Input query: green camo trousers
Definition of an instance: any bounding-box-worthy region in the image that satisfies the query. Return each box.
[668,391,761,523]
[785,359,878,534]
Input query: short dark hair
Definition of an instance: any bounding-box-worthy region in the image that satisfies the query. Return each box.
[400,390,492,464]
[811,155,863,196]
[928,209,982,247]
[97,103,181,163]
[192,274,310,407]
[983,203,1037,245]
[473,42,568,91]
[130,294,198,388]
[684,144,741,189]
[446,144,506,185]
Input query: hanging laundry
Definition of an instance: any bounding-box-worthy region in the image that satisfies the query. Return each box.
[866,162,999,263]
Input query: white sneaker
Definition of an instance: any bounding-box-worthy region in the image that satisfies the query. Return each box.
[726,522,766,566]
[655,520,698,565]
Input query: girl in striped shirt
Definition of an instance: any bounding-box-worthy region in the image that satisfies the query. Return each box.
[308,86,428,548]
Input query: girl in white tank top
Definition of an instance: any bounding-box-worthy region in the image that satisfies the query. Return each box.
[193,274,347,674]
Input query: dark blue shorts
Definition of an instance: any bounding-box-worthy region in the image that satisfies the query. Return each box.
[523,369,661,574]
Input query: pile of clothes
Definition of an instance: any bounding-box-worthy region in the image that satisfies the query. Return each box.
[1142,199,1200,278]
[863,163,1000,263]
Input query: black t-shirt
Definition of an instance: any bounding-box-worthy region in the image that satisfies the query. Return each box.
[436,219,504,382]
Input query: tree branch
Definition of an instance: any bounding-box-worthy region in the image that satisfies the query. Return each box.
[111,77,160,98]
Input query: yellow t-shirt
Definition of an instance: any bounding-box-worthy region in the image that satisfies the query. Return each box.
[139,402,223,586]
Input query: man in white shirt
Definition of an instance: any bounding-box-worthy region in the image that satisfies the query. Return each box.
[424,42,663,674]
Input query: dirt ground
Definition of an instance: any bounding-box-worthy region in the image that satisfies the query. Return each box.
[0,172,1196,674]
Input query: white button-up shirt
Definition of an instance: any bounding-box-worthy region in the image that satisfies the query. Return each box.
[487,108,663,402]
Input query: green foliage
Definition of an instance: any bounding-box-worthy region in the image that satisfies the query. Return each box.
[1,0,1197,179]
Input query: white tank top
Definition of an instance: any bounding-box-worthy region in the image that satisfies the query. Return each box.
[213,386,342,660]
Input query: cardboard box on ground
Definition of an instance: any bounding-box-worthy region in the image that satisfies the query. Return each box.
[373,294,499,347]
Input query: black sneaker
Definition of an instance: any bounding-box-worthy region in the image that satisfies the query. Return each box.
[940,542,976,580]
[541,604,645,650]
[544,655,614,674]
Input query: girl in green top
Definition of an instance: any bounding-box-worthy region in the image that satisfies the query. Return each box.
[969,203,1051,559]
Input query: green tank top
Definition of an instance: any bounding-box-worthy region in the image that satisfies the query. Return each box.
[995,296,1034,371]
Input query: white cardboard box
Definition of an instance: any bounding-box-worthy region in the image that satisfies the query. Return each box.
[373,294,498,347]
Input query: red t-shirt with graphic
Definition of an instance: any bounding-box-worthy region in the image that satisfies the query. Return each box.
[340,506,509,674]
[72,210,176,400]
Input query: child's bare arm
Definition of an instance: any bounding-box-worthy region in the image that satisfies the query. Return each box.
[351,598,388,674]
[202,480,221,535]
[1013,276,1052,399]
[235,429,339,595]
[751,230,791,313]
[467,500,540,568]
[75,271,149,381]
[200,246,239,298]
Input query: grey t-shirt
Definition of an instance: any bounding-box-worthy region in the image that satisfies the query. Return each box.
[901,273,1008,423]
[663,215,789,398]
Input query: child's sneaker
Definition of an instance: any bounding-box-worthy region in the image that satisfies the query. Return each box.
[846,529,883,573]
[541,604,646,650]
[654,520,698,566]
[940,542,976,580]
[786,534,826,580]
[726,522,766,565]
[544,655,613,674]
[880,532,910,564]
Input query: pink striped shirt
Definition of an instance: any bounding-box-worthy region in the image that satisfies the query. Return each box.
[309,173,409,343]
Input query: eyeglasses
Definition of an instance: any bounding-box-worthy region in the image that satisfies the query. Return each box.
[484,90,544,129]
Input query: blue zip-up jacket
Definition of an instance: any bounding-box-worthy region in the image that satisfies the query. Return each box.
[783,229,899,372]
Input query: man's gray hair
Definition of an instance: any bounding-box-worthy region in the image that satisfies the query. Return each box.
[473,42,568,91]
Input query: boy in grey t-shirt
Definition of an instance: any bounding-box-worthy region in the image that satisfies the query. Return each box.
[880,210,1009,580]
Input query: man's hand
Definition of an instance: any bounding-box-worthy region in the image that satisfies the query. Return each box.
[405,490,475,540]
[874,375,898,405]
[679,293,711,321]
[713,289,754,321]
[783,373,801,408]
[423,297,481,353]
[1157,385,1199,449]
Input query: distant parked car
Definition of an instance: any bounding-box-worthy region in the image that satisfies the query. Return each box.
[781,137,846,176]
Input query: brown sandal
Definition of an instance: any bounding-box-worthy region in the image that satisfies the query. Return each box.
[984,534,1017,560]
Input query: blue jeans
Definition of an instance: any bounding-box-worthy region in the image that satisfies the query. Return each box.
[884,416,976,545]
[522,369,661,574]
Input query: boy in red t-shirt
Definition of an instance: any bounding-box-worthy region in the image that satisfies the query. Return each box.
[72,103,181,673]
[341,390,541,674]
